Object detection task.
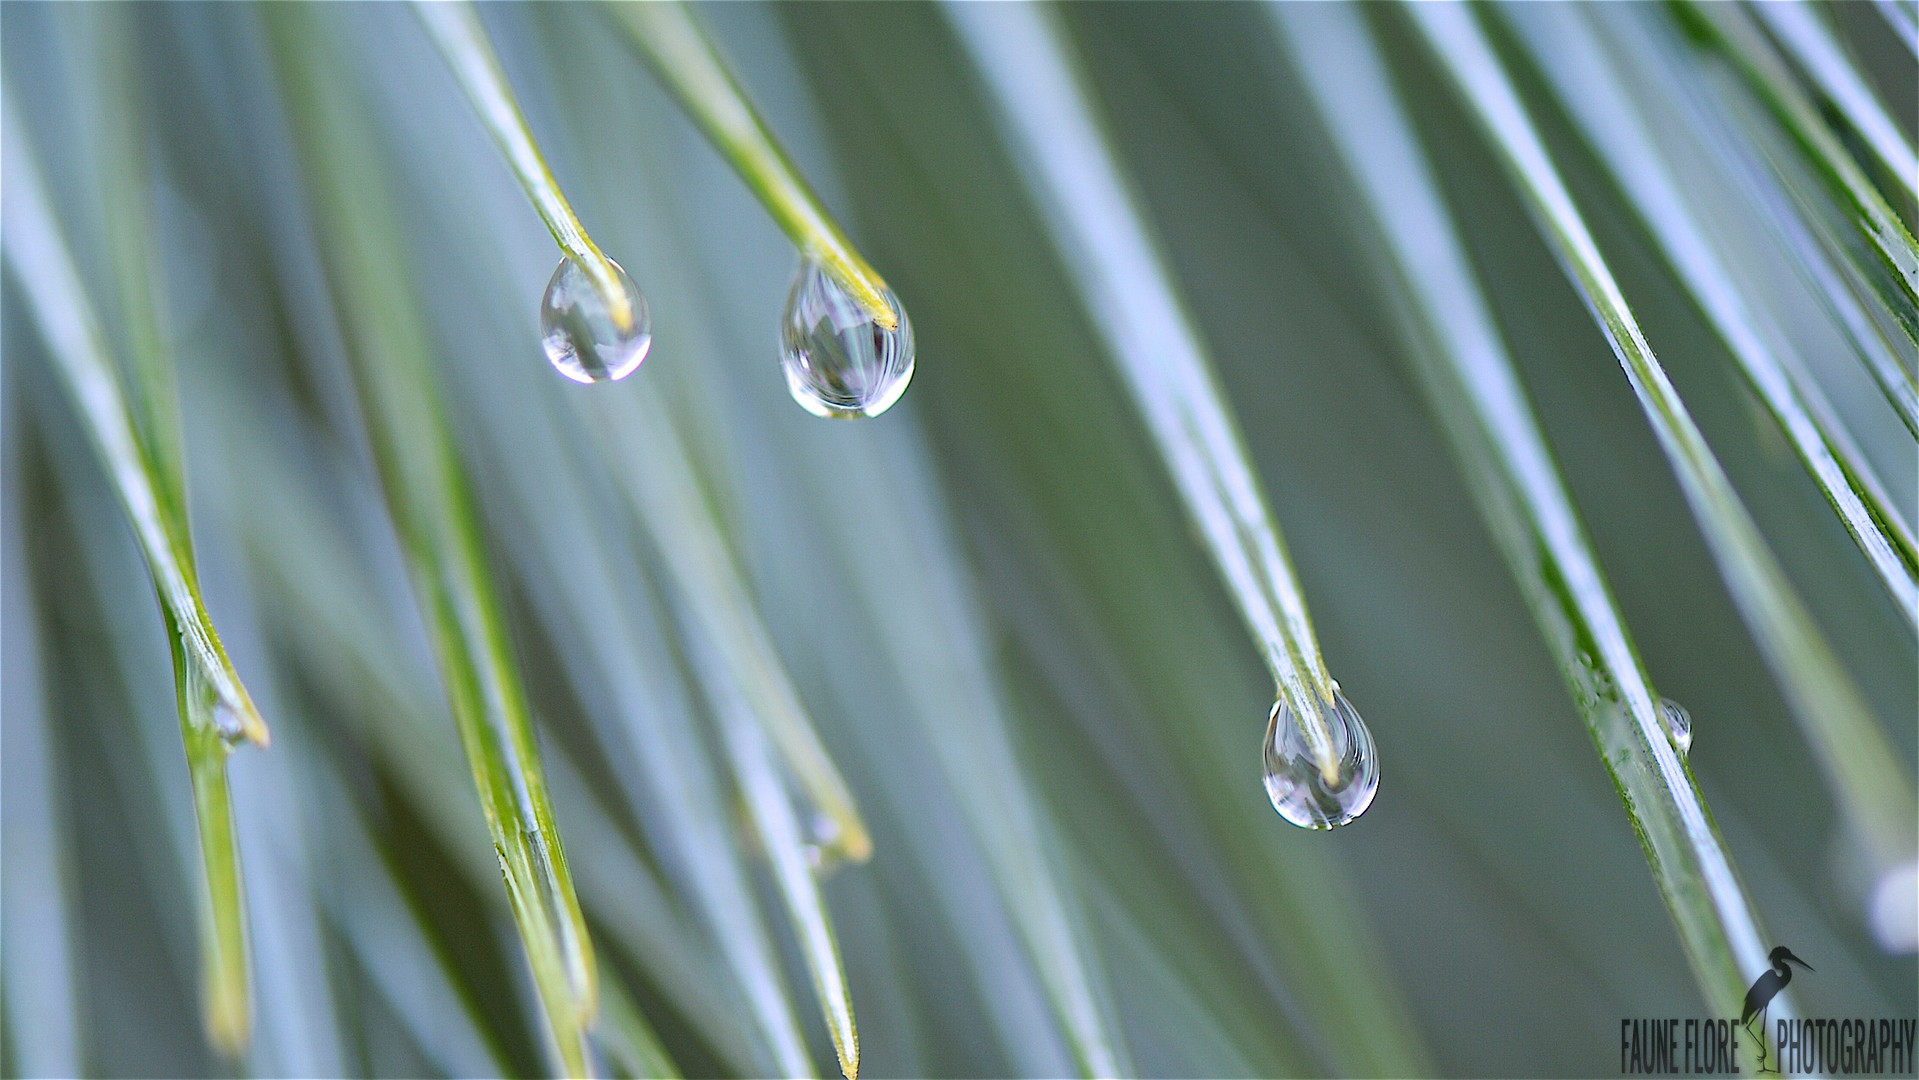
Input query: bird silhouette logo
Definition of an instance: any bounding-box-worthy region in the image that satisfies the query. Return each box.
[1744,946,1813,1075]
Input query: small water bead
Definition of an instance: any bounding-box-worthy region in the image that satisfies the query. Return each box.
[1656,697,1693,756]
[802,812,846,875]
[540,256,651,384]
[779,260,914,418]
[213,704,246,746]
[1262,690,1379,829]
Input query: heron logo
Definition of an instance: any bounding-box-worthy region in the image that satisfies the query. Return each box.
[1743,946,1811,1075]
[1620,945,1917,1076]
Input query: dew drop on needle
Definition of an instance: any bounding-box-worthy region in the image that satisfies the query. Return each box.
[1656,697,1693,756]
[213,703,246,748]
[780,259,914,418]
[1262,690,1378,829]
[803,812,844,875]
[541,256,651,384]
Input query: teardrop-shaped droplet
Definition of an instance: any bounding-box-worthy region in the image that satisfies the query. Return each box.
[779,260,914,418]
[540,256,651,384]
[1656,697,1693,756]
[1262,690,1378,829]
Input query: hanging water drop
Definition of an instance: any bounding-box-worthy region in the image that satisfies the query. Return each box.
[779,259,914,418]
[212,703,246,747]
[1262,689,1378,829]
[802,811,844,875]
[1656,697,1693,756]
[540,256,651,384]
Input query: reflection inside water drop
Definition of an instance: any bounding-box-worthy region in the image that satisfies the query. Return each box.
[1262,690,1378,829]
[540,256,651,384]
[779,260,914,418]
[1656,697,1693,756]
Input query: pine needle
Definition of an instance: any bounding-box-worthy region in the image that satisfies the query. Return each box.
[414,0,636,334]
[606,0,898,331]
[1405,0,1918,886]
[3,94,262,1055]
[945,0,1353,790]
[264,8,599,1070]
[1272,0,1791,1020]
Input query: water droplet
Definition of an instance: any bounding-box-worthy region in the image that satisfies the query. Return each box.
[803,812,844,874]
[212,703,246,746]
[779,260,914,418]
[1262,690,1378,829]
[540,256,651,384]
[1656,697,1693,756]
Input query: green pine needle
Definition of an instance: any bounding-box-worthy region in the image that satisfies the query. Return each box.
[1273,0,1785,1022]
[415,0,637,335]
[264,7,599,1071]
[607,0,899,331]
[4,92,264,1055]
[1405,0,1917,883]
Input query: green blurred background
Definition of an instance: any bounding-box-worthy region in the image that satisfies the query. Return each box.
[3,2,1913,1077]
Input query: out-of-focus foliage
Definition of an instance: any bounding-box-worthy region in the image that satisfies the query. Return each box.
[2,3,1913,1078]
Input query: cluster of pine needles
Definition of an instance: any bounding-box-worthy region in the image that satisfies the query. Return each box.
[2,3,1913,1078]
